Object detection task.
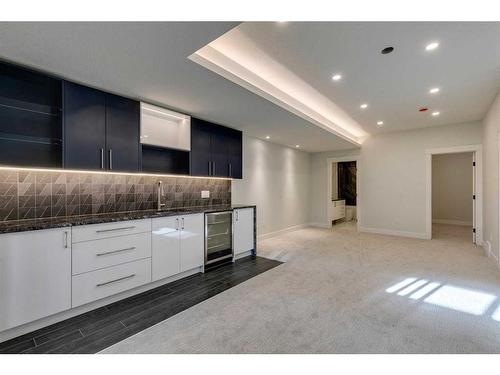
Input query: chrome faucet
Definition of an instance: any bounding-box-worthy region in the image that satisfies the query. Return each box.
[157,181,166,211]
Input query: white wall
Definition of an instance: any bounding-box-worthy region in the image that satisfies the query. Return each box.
[482,92,500,262]
[310,122,482,237]
[232,135,311,237]
[432,152,473,225]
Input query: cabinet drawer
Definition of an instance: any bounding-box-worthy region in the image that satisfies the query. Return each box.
[72,219,151,243]
[72,232,151,275]
[72,258,151,308]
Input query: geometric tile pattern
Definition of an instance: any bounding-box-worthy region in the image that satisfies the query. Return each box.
[0,169,231,221]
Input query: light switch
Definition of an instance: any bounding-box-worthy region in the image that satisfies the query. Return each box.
[201,190,210,198]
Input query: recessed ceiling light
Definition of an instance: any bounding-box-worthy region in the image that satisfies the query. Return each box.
[425,42,439,51]
[265,135,270,139]
[432,111,440,116]
[295,145,300,148]
[332,74,342,81]
[360,103,368,109]
[377,121,384,126]
[381,46,394,55]
[429,87,440,94]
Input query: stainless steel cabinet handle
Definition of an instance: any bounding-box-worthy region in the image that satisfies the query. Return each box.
[213,161,216,175]
[229,163,232,177]
[181,217,185,230]
[108,149,113,170]
[208,161,211,176]
[236,210,239,221]
[176,218,179,230]
[63,231,69,248]
[96,226,135,233]
[96,247,136,257]
[96,274,135,287]
[100,148,104,169]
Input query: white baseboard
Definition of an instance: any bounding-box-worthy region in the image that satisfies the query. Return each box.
[258,223,310,240]
[482,240,492,257]
[481,241,500,270]
[309,222,332,229]
[358,226,428,239]
[432,219,473,226]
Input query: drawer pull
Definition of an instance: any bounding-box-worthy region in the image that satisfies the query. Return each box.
[96,247,136,257]
[95,226,136,233]
[96,274,136,287]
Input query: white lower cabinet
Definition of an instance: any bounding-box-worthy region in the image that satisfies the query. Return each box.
[152,213,204,281]
[72,258,151,308]
[152,216,180,281]
[233,208,255,256]
[72,232,151,275]
[0,228,72,332]
[179,214,204,272]
[0,209,243,333]
[331,199,346,221]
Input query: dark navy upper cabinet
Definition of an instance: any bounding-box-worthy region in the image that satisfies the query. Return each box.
[190,117,242,179]
[190,118,213,177]
[227,129,243,179]
[63,81,140,172]
[63,81,106,171]
[105,94,140,172]
[0,61,63,168]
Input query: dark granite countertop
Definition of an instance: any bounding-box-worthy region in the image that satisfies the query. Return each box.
[0,204,256,234]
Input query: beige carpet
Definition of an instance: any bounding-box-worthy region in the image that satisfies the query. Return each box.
[102,223,500,353]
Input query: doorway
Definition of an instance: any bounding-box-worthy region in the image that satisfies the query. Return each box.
[425,145,482,244]
[327,156,360,230]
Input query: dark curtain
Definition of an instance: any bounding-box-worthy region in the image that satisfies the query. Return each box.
[338,161,357,206]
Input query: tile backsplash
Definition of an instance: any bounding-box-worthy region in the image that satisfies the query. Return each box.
[0,169,231,221]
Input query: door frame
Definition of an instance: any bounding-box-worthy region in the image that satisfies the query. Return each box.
[425,144,482,243]
[326,156,361,230]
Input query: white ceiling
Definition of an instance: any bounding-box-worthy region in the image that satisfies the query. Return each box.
[233,22,500,134]
[0,22,356,152]
[1,22,499,152]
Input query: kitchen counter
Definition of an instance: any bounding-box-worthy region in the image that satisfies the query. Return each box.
[0,204,256,234]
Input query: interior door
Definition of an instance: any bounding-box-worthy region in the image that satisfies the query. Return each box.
[472,152,476,244]
[151,216,180,281]
[179,214,204,272]
[63,81,106,170]
[105,93,140,172]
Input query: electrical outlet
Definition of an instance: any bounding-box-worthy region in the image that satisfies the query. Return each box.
[201,190,210,199]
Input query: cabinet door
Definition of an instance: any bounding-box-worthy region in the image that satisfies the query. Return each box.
[211,125,230,177]
[179,214,204,272]
[234,208,255,256]
[152,216,180,281]
[63,81,106,170]
[105,94,140,172]
[190,118,212,176]
[0,228,71,331]
[227,129,243,179]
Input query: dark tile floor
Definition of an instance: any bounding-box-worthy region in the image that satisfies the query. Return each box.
[0,256,282,354]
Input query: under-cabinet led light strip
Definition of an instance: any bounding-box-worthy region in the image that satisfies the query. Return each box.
[0,166,232,180]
